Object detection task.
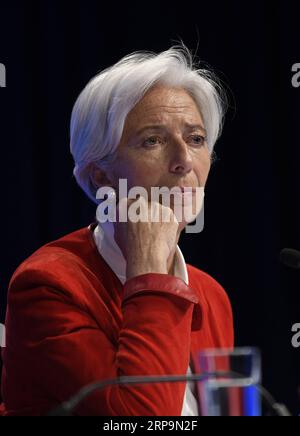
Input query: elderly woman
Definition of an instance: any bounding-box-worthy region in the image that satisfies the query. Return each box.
[0,45,233,416]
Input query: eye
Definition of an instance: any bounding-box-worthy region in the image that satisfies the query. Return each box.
[143,136,162,147]
[189,134,206,146]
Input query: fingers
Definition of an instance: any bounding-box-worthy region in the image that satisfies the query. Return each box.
[115,196,177,224]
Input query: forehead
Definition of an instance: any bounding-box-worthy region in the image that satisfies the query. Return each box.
[125,85,203,126]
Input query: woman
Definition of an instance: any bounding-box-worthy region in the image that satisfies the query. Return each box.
[0,45,234,416]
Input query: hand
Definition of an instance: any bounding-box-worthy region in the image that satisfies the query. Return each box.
[113,196,179,280]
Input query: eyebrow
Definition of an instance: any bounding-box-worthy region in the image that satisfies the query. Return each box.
[136,123,207,136]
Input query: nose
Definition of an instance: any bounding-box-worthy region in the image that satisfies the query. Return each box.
[169,138,193,175]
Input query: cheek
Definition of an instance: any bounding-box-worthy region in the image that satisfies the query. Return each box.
[109,155,162,191]
[194,157,211,185]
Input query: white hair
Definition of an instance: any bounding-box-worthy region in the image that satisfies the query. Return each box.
[70,44,227,204]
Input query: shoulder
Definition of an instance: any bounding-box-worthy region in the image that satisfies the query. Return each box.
[186,263,234,346]
[8,225,101,299]
[186,263,233,321]
[187,263,229,296]
[5,225,120,345]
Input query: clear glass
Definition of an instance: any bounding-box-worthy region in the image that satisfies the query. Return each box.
[194,347,262,416]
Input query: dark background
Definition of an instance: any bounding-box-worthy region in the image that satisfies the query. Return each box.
[0,0,299,415]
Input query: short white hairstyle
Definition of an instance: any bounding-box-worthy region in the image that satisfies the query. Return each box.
[70,44,227,204]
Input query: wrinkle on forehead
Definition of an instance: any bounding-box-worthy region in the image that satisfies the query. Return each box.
[125,86,204,131]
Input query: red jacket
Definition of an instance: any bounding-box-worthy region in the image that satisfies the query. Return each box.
[0,223,234,416]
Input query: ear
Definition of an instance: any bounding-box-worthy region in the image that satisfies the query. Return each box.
[90,163,114,190]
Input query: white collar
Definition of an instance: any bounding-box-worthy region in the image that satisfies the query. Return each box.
[93,220,189,285]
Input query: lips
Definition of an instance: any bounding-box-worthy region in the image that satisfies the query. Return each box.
[153,186,205,224]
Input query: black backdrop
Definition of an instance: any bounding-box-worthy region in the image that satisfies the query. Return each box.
[0,0,300,414]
